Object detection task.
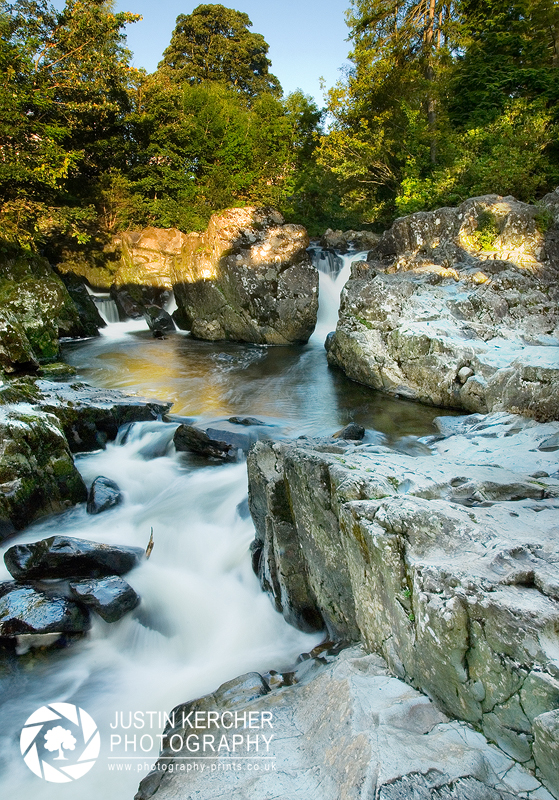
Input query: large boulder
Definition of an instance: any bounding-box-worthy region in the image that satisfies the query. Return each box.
[247,413,559,794]
[327,194,559,421]
[0,406,87,540]
[0,253,96,368]
[4,535,145,580]
[135,647,546,800]
[171,207,318,344]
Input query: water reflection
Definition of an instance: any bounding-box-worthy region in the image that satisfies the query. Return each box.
[63,327,454,440]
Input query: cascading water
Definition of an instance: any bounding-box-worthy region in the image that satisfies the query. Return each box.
[0,423,320,800]
[85,287,120,325]
[308,247,369,342]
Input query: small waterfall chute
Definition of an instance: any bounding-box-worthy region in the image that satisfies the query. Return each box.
[311,248,369,342]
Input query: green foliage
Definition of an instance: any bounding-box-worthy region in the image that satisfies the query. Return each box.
[159,4,281,100]
[318,0,559,227]
[0,0,140,248]
[534,206,555,234]
[471,210,500,251]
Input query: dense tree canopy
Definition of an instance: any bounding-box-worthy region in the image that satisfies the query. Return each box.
[159,4,281,99]
[317,0,559,225]
[1,0,557,253]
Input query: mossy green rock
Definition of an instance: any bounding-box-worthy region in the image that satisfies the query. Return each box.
[0,309,38,373]
[0,406,87,539]
[0,253,96,369]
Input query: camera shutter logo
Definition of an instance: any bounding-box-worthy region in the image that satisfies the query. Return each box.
[20,703,100,782]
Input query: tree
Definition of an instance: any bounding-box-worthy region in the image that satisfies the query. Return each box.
[44,726,76,761]
[0,0,140,248]
[159,4,281,100]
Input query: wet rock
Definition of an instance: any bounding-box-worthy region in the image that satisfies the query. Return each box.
[136,647,543,800]
[143,306,175,337]
[4,535,145,580]
[0,584,90,636]
[327,194,559,421]
[247,412,559,782]
[173,424,236,461]
[0,406,87,539]
[35,380,172,452]
[86,476,123,514]
[68,575,140,622]
[332,422,365,440]
[172,207,318,344]
[204,426,254,452]
[228,416,267,426]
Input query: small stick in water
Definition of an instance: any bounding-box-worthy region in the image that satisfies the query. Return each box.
[146,528,154,559]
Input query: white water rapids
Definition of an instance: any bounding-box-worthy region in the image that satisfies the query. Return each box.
[0,422,320,799]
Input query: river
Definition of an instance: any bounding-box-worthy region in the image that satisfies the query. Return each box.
[0,252,448,799]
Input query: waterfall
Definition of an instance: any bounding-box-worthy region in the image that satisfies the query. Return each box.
[94,298,120,324]
[84,286,120,324]
[310,248,369,342]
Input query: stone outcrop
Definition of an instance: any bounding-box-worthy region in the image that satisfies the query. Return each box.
[0,253,100,372]
[136,647,550,800]
[327,194,559,421]
[247,412,559,797]
[171,207,318,344]
[0,405,87,540]
[320,228,381,252]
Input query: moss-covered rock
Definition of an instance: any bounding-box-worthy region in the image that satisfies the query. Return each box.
[0,309,38,373]
[0,252,101,371]
[0,406,87,540]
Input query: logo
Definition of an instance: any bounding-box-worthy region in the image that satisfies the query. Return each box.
[20,703,100,783]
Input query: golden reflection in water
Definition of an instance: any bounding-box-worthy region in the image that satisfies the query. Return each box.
[65,330,451,439]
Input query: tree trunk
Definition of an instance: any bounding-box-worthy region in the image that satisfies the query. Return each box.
[425,0,437,164]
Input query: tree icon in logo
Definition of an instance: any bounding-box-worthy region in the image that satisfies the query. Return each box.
[20,703,100,782]
[44,726,77,761]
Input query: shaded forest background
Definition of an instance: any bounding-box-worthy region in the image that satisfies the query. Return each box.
[1,0,558,266]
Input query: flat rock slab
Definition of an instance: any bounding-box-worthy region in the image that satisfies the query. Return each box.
[0,584,90,636]
[69,575,140,622]
[247,412,559,796]
[4,535,144,580]
[135,648,547,800]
